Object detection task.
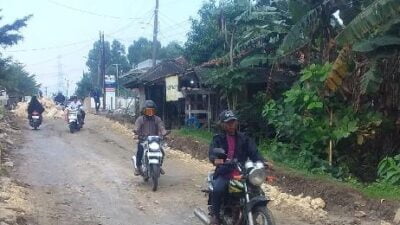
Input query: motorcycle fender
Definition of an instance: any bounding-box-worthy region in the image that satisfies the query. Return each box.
[246,196,269,212]
[148,159,160,164]
[147,152,163,158]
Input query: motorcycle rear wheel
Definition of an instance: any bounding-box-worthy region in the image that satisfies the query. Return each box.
[252,206,276,225]
[151,164,160,192]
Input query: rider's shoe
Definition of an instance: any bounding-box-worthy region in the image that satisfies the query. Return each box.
[134,167,142,176]
[210,215,220,225]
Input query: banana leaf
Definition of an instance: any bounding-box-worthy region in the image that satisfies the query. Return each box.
[336,0,400,47]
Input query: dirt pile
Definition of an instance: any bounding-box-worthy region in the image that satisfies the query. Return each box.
[13,98,64,119]
[0,112,20,166]
[0,177,31,225]
[0,110,30,224]
[167,133,209,160]
[263,184,328,223]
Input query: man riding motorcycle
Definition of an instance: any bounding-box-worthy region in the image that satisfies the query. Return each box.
[27,96,45,122]
[209,110,265,225]
[54,92,66,105]
[66,96,85,124]
[133,100,167,176]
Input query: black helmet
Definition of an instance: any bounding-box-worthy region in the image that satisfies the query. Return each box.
[144,100,156,109]
[219,110,238,123]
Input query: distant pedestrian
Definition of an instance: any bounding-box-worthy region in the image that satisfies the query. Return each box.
[91,89,101,113]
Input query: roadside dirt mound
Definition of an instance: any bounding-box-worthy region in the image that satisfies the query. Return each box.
[167,132,209,160]
[271,169,400,222]
[0,110,31,225]
[13,98,64,119]
[263,184,328,223]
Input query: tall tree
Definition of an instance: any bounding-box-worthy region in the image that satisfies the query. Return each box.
[159,41,184,59]
[85,40,111,87]
[75,72,93,98]
[110,39,130,74]
[127,37,160,67]
[184,0,224,64]
[0,61,39,96]
[0,11,32,47]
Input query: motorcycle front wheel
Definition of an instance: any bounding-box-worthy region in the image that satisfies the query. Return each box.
[69,123,75,133]
[151,164,160,192]
[252,206,276,225]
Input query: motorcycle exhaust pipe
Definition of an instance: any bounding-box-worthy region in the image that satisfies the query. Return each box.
[132,156,137,169]
[194,208,210,225]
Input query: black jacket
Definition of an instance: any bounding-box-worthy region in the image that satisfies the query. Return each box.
[209,132,264,176]
[27,102,44,115]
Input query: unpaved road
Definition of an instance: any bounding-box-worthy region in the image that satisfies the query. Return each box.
[9,115,311,225]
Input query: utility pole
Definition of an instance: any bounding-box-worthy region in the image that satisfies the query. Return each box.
[99,31,106,110]
[152,0,159,67]
[66,79,70,98]
[44,87,48,97]
[112,64,121,97]
[57,55,64,93]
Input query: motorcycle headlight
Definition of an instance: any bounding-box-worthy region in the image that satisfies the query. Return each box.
[248,167,267,186]
[149,142,160,151]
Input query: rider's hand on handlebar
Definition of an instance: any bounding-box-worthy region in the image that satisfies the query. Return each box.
[264,161,274,171]
[214,159,224,166]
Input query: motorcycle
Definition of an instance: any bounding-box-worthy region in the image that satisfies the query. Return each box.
[132,135,166,191]
[67,108,83,133]
[194,156,276,225]
[29,111,42,130]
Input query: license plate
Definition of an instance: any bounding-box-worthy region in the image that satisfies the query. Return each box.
[32,116,40,119]
[148,159,160,164]
[147,152,162,158]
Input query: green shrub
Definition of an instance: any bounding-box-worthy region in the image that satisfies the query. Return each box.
[263,64,382,178]
[377,154,400,185]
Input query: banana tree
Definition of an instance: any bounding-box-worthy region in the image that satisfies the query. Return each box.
[325,0,400,93]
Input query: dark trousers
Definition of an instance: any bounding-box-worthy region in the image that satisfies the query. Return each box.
[136,143,144,167]
[78,110,86,123]
[212,176,230,216]
[95,101,100,112]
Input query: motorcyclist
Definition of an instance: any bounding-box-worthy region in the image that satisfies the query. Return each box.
[27,96,45,122]
[209,110,264,225]
[66,96,85,124]
[54,92,66,105]
[133,100,167,176]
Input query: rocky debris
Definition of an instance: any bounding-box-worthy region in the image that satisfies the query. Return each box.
[0,177,30,225]
[13,98,64,119]
[354,210,367,218]
[382,220,393,225]
[263,184,328,223]
[0,111,21,168]
[394,208,400,224]
[165,147,213,172]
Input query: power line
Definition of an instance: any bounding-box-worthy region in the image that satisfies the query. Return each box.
[3,40,92,53]
[47,0,148,20]
[4,9,154,54]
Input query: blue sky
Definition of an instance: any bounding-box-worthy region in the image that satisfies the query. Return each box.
[1,0,205,95]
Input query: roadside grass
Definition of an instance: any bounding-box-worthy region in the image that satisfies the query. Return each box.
[173,128,213,144]
[262,148,400,201]
[354,182,400,201]
[173,129,400,201]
